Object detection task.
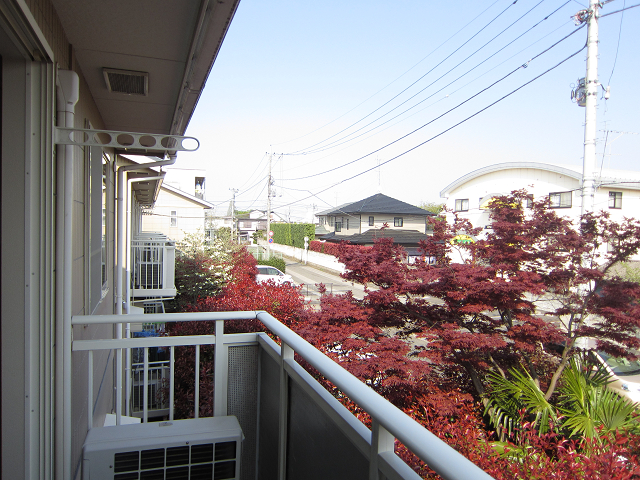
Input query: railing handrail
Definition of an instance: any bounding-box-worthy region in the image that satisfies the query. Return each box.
[71,310,492,479]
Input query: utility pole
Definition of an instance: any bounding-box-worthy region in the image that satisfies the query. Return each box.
[229,188,238,243]
[578,0,600,215]
[266,153,273,257]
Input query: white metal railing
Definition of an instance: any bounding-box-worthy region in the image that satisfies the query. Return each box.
[71,311,493,480]
[130,360,170,415]
[130,235,176,296]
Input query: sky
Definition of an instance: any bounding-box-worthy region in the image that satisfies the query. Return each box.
[182,0,640,221]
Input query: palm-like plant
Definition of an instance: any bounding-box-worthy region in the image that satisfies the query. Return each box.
[558,354,639,441]
[485,353,640,445]
[485,368,556,441]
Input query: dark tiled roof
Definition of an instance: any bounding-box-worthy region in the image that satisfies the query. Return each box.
[325,229,429,246]
[318,193,433,216]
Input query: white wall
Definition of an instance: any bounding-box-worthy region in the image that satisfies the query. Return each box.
[141,188,208,243]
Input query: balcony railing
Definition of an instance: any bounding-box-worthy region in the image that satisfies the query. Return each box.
[131,234,176,298]
[71,311,493,480]
[130,360,171,417]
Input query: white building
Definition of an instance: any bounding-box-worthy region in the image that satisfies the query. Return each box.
[440,162,640,231]
[141,183,215,244]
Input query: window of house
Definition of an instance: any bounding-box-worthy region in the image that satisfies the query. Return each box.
[369,216,374,226]
[170,210,178,227]
[335,222,342,232]
[609,191,622,209]
[455,199,469,212]
[346,218,349,230]
[329,216,334,227]
[525,195,533,209]
[549,191,572,208]
[394,217,403,227]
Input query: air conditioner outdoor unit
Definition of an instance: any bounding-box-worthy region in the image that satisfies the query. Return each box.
[82,416,243,480]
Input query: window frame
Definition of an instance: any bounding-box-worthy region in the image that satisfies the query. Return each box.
[609,191,622,209]
[394,217,403,227]
[549,191,572,209]
[170,210,178,227]
[335,221,342,232]
[455,199,469,212]
[368,216,374,226]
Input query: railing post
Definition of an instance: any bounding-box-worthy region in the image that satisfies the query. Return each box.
[143,347,149,423]
[213,319,228,416]
[169,346,175,421]
[369,419,394,480]
[116,347,122,425]
[278,342,294,480]
[195,345,200,419]
[87,351,93,429]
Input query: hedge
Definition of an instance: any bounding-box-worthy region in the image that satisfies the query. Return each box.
[310,240,371,257]
[271,223,316,248]
[256,256,287,273]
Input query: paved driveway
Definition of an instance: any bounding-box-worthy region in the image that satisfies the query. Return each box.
[284,259,368,302]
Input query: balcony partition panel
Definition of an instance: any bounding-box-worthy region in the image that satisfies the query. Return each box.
[71,311,494,480]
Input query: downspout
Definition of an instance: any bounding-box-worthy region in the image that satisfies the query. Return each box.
[115,156,175,424]
[124,175,165,416]
[55,69,79,480]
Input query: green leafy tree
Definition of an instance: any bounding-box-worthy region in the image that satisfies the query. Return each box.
[167,231,237,311]
[419,201,445,214]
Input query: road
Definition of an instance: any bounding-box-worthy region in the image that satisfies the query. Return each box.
[284,259,368,303]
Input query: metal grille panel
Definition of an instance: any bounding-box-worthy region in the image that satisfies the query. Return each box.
[227,345,259,480]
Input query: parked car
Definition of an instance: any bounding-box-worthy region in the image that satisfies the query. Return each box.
[256,265,294,286]
[594,349,640,404]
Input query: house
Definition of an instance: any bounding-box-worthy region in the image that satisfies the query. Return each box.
[162,165,209,200]
[0,1,491,479]
[237,209,286,242]
[316,193,435,236]
[141,183,215,244]
[316,194,435,260]
[440,161,640,226]
[440,162,640,260]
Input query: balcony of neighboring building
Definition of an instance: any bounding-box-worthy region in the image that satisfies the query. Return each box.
[131,233,177,299]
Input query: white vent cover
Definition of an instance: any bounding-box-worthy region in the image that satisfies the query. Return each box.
[103,68,149,96]
[82,416,243,480]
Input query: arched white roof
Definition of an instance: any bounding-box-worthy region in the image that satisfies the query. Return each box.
[439,162,582,198]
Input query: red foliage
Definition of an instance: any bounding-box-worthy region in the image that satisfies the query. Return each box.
[166,247,307,417]
[309,239,371,257]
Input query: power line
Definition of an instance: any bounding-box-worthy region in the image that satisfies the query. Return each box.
[291,1,572,157]
[607,0,626,85]
[279,19,573,176]
[271,0,505,147]
[282,24,586,182]
[277,44,587,210]
[285,0,521,155]
[600,3,640,17]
